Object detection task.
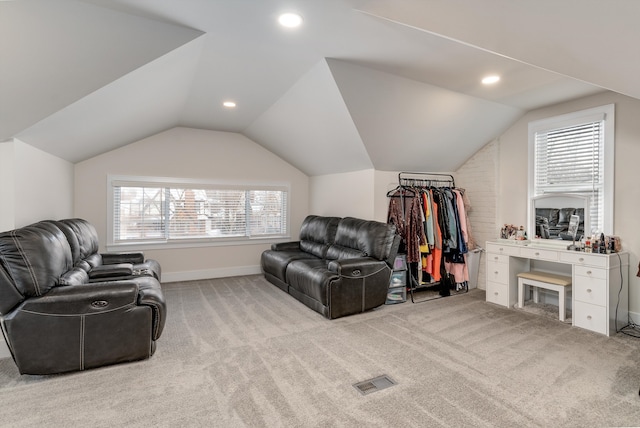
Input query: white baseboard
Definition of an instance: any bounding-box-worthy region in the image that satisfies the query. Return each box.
[628,310,640,325]
[162,265,262,283]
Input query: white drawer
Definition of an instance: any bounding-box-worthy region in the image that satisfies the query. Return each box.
[574,301,607,335]
[520,247,558,261]
[574,265,607,281]
[486,281,509,307]
[559,252,607,268]
[573,275,607,306]
[486,260,509,284]
[487,253,509,264]
[486,242,521,256]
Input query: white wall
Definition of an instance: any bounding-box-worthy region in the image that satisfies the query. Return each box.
[374,170,402,222]
[455,140,500,290]
[309,169,375,219]
[0,139,74,231]
[0,142,15,232]
[13,140,75,227]
[309,169,408,223]
[74,127,309,282]
[0,139,74,359]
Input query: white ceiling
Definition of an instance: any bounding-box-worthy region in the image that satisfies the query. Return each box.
[2,0,629,176]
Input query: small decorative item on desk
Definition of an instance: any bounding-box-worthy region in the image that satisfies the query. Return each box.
[501,224,525,240]
[500,224,527,240]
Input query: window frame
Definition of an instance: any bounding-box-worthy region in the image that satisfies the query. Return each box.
[107,175,291,251]
[527,104,615,237]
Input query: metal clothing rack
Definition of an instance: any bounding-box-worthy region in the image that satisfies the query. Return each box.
[388,171,467,303]
[397,171,455,189]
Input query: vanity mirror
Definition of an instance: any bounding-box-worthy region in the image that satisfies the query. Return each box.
[528,193,591,245]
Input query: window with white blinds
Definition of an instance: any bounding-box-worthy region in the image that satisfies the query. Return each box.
[109,177,289,245]
[529,104,614,235]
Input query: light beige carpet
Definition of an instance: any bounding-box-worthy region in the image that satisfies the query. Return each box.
[1,274,639,427]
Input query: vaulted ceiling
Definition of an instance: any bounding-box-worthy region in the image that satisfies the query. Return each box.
[2,0,633,176]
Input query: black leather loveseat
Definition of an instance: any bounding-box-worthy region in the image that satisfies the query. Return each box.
[261,215,399,319]
[0,219,165,375]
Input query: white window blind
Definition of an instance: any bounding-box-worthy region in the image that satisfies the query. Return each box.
[533,116,605,233]
[111,178,288,244]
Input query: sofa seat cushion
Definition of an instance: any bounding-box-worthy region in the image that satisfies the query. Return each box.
[261,249,319,283]
[286,259,338,305]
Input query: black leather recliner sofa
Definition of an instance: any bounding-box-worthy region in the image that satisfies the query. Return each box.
[261,215,400,319]
[0,219,165,375]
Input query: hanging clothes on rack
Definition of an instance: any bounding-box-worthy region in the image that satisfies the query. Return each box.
[386,186,425,264]
[386,172,475,301]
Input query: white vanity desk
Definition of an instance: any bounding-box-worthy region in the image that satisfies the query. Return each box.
[485,240,628,336]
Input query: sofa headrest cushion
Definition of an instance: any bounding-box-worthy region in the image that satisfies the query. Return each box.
[0,222,72,314]
[299,215,340,244]
[333,217,396,261]
[48,220,82,263]
[298,215,340,258]
[60,218,100,260]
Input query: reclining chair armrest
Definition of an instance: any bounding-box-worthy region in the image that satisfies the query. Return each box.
[328,257,388,277]
[15,278,166,340]
[101,252,145,264]
[88,263,134,280]
[270,241,300,251]
[385,234,401,267]
[15,282,140,316]
[134,276,167,340]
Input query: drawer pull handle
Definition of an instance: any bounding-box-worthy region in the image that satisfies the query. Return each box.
[535,252,540,256]
[499,248,503,251]
[587,315,592,320]
[586,270,592,275]
[579,258,584,262]
[494,271,499,275]
[587,289,592,293]
[494,292,499,296]
[494,256,498,261]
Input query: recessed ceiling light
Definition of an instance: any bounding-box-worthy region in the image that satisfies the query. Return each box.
[278,13,303,28]
[482,75,501,85]
[223,101,236,108]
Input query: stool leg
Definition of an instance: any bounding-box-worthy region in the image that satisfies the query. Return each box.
[518,279,524,309]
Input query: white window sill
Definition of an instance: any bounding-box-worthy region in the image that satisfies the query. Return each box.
[106,235,292,252]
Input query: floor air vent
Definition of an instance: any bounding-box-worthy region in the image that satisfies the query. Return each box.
[353,375,396,395]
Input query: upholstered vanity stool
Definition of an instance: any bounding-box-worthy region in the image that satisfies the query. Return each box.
[517,271,572,321]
